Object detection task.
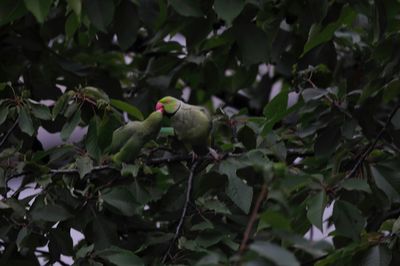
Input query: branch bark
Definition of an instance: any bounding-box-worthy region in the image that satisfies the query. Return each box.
[344,103,400,180]
[162,159,201,264]
[0,119,18,149]
[238,183,268,255]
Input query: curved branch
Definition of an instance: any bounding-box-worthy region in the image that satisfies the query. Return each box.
[162,159,201,264]
[0,119,18,149]
[344,103,400,180]
[238,183,268,255]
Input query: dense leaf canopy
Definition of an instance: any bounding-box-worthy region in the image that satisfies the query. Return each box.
[1,0,400,265]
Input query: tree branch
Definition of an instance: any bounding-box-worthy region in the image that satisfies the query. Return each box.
[0,119,18,149]
[344,103,400,180]
[238,183,268,255]
[162,159,201,264]
[49,165,117,175]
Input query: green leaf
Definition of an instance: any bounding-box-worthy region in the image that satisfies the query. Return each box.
[52,93,70,119]
[302,88,328,102]
[261,87,288,134]
[391,109,400,130]
[263,88,288,119]
[96,246,144,266]
[314,125,341,157]
[60,109,81,141]
[370,164,400,204]
[233,23,269,65]
[65,12,80,39]
[85,117,101,161]
[214,0,244,24]
[115,0,139,50]
[306,191,326,231]
[219,157,254,213]
[392,216,400,233]
[383,79,400,103]
[169,0,203,17]
[102,186,138,216]
[302,5,356,55]
[0,0,27,26]
[332,200,365,240]
[225,174,253,214]
[258,210,291,231]
[249,241,300,266]
[18,107,35,136]
[76,156,93,178]
[121,164,140,177]
[0,106,8,126]
[110,99,144,120]
[30,103,52,120]
[360,245,392,266]
[341,179,372,193]
[23,0,52,23]
[31,205,73,222]
[84,0,115,32]
[67,0,82,16]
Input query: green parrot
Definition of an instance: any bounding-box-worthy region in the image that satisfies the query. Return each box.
[109,110,163,164]
[156,96,215,156]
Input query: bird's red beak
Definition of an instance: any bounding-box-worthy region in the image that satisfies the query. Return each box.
[155,102,164,113]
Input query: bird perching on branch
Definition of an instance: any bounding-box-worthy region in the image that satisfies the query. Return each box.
[109,109,163,164]
[156,96,219,159]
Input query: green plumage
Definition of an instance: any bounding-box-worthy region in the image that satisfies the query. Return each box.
[109,111,163,163]
[159,97,212,154]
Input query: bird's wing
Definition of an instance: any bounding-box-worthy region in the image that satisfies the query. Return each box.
[109,121,140,153]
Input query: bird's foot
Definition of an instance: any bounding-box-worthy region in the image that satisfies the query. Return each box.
[208,147,222,161]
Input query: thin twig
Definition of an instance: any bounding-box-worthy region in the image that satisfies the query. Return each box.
[238,183,268,255]
[162,159,201,264]
[49,165,116,175]
[0,119,18,149]
[147,154,194,165]
[344,103,400,180]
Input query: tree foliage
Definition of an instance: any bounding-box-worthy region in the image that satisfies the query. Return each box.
[1,0,400,265]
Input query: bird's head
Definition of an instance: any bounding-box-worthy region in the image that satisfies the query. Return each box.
[155,96,180,115]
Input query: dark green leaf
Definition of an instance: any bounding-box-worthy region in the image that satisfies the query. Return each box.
[226,174,253,214]
[361,245,392,266]
[31,205,73,222]
[341,179,372,193]
[302,5,356,55]
[314,125,341,157]
[233,23,269,65]
[306,191,326,231]
[24,0,52,23]
[102,186,138,216]
[110,99,144,120]
[302,88,328,102]
[65,12,80,39]
[250,241,300,266]
[332,200,365,240]
[214,0,244,24]
[258,210,291,231]
[169,0,203,17]
[76,156,93,178]
[60,109,81,141]
[391,109,400,130]
[96,246,144,266]
[18,107,35,136]
[67,0,82,16]
[30,103,52,120]
[84,0,115,32]
[115,0,139,50]
[0,106,8,126]
[370,164,400,203]
[0,0,27,26]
